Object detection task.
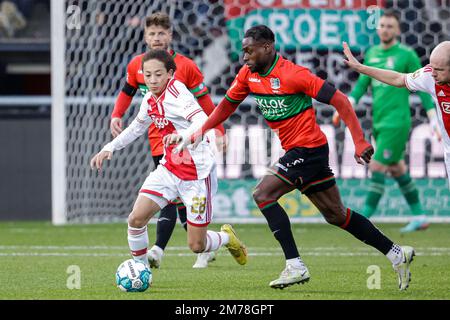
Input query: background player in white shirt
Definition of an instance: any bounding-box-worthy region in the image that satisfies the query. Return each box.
[90,50,247,268]
[343,41,450,187]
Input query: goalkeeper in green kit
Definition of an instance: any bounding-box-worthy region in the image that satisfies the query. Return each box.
[333,10,441,233]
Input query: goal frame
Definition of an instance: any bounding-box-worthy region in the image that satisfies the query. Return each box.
[51,0,67,225]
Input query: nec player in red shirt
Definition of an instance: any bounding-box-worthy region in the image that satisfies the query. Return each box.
[110,12,224,269]
[177,25,415,290]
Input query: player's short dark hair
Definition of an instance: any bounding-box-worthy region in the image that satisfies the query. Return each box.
[142,50,177,73]
[244,25,275,44]
[145,12,171,30]
[381,9,401,24]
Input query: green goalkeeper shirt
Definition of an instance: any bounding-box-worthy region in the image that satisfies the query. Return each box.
[350,42,435,130]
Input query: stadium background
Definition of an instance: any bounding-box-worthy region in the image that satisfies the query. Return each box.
[1,0,450,223]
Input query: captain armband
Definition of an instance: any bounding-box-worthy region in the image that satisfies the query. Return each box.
[316,81,337,104]
[121,82,138,97]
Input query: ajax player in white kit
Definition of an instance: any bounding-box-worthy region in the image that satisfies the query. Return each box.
[343,41,450,187]
[90,50,247,267]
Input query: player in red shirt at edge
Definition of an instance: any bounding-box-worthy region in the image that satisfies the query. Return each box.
[175,25,415,290]
[110,12,225,269]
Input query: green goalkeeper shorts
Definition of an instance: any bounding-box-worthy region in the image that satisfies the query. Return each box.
[373,126,410,165]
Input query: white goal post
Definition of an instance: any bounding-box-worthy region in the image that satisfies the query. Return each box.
[51,0,67,225]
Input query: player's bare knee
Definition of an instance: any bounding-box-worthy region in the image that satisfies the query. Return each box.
[325,215,345,226]
[322,208,346,226]
[323,214,337,226]
[189,240,205,253]
[252,188,274,205]
[370,162,386,173]
[127,212,146,228]
[389,165,404,177]
[252,188,263,204]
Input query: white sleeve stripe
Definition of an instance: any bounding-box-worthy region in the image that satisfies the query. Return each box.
[167,86,179,98]
[186,109,202,121]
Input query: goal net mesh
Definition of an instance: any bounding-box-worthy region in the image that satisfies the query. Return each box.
[63,0,450,223]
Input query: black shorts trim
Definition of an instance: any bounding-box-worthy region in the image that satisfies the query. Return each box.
[300,176,336,196]
[268,169,295,186]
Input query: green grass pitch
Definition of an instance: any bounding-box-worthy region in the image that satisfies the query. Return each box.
[0,222,449,300]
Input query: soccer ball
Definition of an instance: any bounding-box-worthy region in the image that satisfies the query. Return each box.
[115,259,152,292]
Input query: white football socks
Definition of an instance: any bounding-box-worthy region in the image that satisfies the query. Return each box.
[127,225,149,264]
[286,257,305,269]
[149,245,164,258]
[204,230,229,252]
[386,244,403,265]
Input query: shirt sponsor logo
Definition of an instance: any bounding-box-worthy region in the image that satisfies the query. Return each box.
[438,90,446,97]
[254,97,288,117]
[150,115,169,128]
[441,102,450,114]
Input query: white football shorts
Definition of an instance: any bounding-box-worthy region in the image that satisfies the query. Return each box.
[139,164,217,227]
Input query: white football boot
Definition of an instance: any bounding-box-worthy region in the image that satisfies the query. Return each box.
[147,246,163,269]
[192,251,217,269]
[269,263,310,289]
[393,246,415,290]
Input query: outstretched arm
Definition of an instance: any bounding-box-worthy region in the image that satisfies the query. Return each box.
[292,66,373,165]
[90,117,150,171]
[343,42,406,88]
[103,117,150,152]
[196,93,227,151]
[165,110,223,155]
[329,90,374,164]
[199,97,239,135]
[91,98,151,171]
[196,94,225,134]
[408,52,443,141]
